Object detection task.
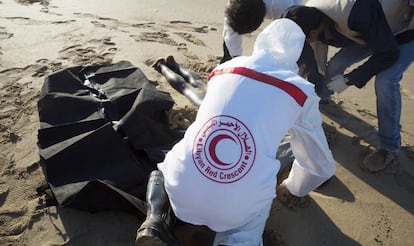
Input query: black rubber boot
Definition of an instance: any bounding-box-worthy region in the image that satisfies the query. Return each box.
[135,170,181,246]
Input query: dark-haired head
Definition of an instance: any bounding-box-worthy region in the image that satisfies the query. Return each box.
[281,6,323,39]
[225,0,266,34]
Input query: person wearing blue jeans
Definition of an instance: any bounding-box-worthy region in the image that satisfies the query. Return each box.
[282,0,414,172]
[326,41,414,153]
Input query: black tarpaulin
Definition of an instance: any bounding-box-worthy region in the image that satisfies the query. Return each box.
[37,61,181,217]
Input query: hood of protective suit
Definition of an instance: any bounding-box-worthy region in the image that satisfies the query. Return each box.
[253,18,305,71]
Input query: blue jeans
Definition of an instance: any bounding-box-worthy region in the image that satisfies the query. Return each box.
[325,41,414,152]
[213,201,272,246]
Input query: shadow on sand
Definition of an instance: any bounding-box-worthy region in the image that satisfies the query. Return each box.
[320,101,414,216]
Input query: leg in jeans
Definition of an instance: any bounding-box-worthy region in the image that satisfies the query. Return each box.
[321,45,371,99]
[375,40,414,152]
[213,201,272,246]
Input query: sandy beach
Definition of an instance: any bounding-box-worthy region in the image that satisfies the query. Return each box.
[1,0,414,245]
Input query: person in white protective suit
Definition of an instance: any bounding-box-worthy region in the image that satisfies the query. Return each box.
[135,18,336,246]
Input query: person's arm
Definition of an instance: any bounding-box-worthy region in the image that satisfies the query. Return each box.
[220,41,233,64]
[221,18,243,63]
[281,94,335,197]
[309,40,328,76]
[392,2,413,44]
[297,41,325,91]
[345,0,399,88]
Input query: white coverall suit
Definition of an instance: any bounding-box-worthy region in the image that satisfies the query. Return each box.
[159,18,336,246]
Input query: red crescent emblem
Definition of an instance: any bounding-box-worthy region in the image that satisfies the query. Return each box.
[192,115,256,183]
[208,134,236,166]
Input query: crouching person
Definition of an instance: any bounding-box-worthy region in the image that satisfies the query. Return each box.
[135,18,336,246]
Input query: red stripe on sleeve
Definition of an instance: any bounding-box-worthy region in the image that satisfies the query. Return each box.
[208,67,307,106]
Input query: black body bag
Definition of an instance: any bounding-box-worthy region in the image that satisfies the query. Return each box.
[37,61,181,218]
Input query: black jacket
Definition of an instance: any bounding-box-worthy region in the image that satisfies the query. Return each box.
[321,0,412,88]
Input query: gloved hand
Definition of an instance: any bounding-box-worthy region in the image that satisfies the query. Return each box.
[327,74,349,94]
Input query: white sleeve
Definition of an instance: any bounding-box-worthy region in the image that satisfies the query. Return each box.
[223,18,243,57]
[281,94,335,197]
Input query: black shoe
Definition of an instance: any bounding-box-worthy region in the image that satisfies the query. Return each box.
[360,149,398,173]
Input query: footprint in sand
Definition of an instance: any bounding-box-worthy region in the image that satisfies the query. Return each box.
[0,27,14,40]
[4,16,30,21]
[73,12,103,19]
[0,186,8,207]
[38,59,63,72]
[0,154,8,176]
[51,20,76,24]
[194,26,212,33]
[132,32,179,46]
[15,0,50,6]
[174,32,206,46]
[169,20,192,25]
[0,205,29,236]
[132,22,156,28]
[91,20,106,28]
[58,37,117,65]
[180,57,217,78]
[73,12,120,29]
[0,26,13,55]
[103,40,116,46]
[168,21,212,34]
[0,66,42,143]
[177,43,188,52]
[40,6,62,16]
